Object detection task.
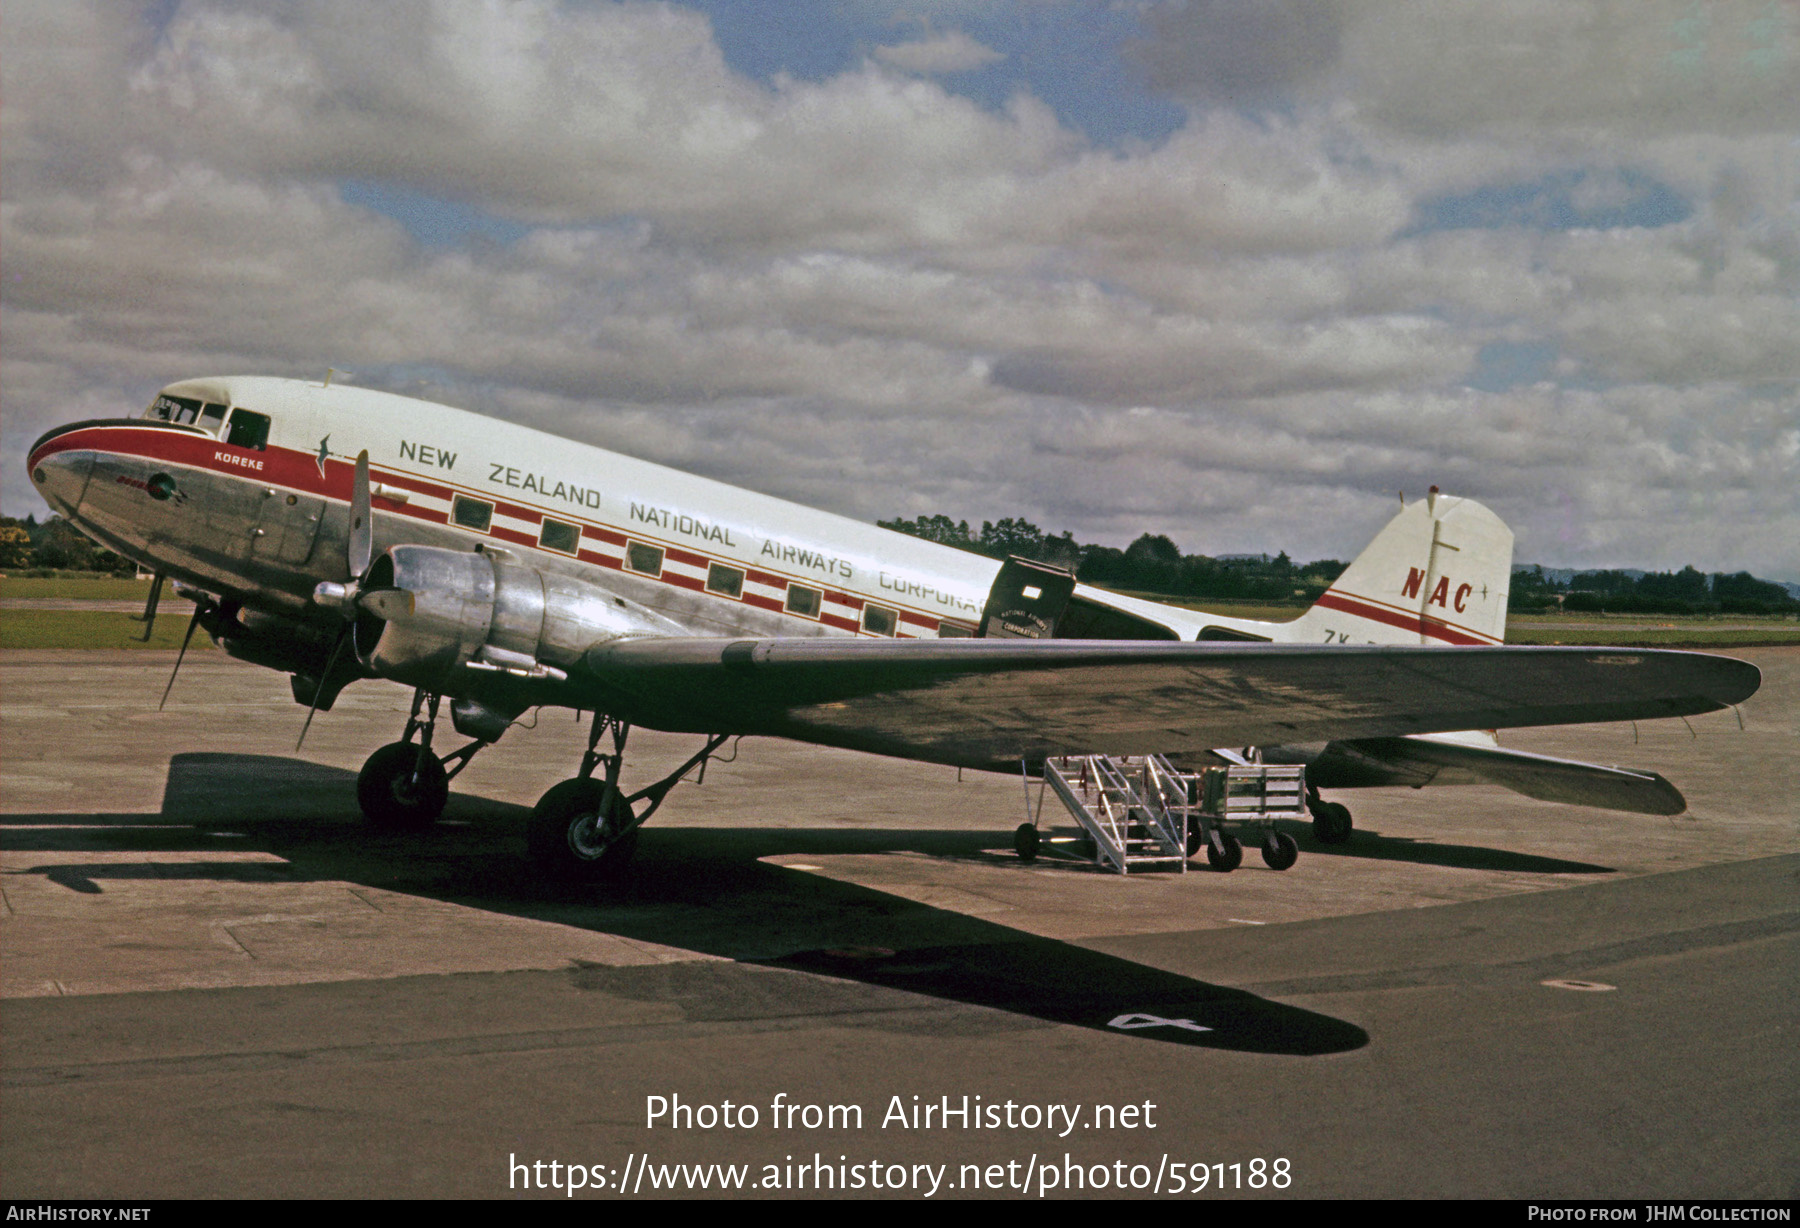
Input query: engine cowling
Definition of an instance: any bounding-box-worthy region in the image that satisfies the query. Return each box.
[348,544,652,689]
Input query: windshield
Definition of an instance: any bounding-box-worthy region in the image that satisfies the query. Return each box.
[145,393,229,434]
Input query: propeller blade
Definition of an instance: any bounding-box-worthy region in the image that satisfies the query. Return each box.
[349,449,373,579]
[296,624,351,752]
[356,587,415,621]
[130,572,165,642]
[158,602,206,711]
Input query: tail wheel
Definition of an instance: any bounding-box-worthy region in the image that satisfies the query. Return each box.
[1261,831,1299,871]
[528,778,639,881]
[1207,830,1243,873]
[1312,801,1353,844]
[357,741,449,829]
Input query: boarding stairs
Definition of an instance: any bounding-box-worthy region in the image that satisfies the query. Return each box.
[1020,754,1308,875]
[1040,755,1190,874]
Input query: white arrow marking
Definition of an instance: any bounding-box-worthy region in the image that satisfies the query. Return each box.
[1107,1013,1212,1033]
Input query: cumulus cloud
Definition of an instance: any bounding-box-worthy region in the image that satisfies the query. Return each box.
[872,30,1004,75]
[2,0,1796,580]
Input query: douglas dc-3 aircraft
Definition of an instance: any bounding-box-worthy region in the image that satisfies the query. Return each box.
[27,375,1760,879]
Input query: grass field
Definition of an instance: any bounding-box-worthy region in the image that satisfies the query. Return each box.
[1100,592,1309,622]
[0,609,215,651]
[1506,614,1800,647]
[1,575,157,600]
[4,575,1795,649]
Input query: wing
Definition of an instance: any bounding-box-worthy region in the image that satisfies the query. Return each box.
[1302,734,1689,815]
[577,638,1760,771]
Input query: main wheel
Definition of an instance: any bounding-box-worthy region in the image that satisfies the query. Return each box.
[357,741,449,828]
[1014,823,1040,863]
[1207,830,1243,872]
[1261,831,1299,870]
[528,778,639,881]
[1312,801,1353,844]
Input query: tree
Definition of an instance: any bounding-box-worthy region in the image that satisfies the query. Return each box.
[878,514,977,550]
[977,517,1045,560]
[0,524,31,569]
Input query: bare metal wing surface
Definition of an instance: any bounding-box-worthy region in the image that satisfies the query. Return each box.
[1293,736,1689,815]
[580,637,1760,770]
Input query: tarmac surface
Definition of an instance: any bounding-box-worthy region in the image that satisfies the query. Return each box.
[2,647,1795,1199]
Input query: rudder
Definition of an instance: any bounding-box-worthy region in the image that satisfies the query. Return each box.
[1291,490,1512,646]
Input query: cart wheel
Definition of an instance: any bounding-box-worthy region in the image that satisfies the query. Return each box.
[1014,823,1040,863]
[1207,830,1243,872]
[1261,831,1299,871]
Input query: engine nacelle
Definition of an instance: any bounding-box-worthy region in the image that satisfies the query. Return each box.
[349,544,649,689]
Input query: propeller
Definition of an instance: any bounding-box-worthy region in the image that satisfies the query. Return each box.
[155,589,223,712]
[299,450,379,750]
[158,602,207,711]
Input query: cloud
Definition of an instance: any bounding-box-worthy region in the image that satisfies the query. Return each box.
[1135,0,1343,105]
[872,30,1004,75]
[2,0,1796,581]
[1339,0,1800,142]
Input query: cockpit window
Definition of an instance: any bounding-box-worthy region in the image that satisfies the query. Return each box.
[225,409,271,451]
[198,403,227,431]
[148,394,202,423]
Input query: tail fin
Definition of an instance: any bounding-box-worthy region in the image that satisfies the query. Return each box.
[1291,490,1513,646]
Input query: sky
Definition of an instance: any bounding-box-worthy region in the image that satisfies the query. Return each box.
[3,0,1797,580]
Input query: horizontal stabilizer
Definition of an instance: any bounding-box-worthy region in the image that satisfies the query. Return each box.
[1312,735,1688,815]
[580,638,1760,771]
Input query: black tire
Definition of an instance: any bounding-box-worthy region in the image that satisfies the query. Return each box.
[1312,801,1353,845]
[1014,823,1040,863]
[357,741,449,829]
[1207,830,1243,872]
[1262,831,1299,871]
[1186,823,1205,858]
[528,778,639,881]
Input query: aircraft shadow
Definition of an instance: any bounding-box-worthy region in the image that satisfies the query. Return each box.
[3,753,1370,1055]
[1283,821,1616,875]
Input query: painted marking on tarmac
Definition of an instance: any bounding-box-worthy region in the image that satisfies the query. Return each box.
[1108,1013,1212,1034]
[1541,978,1616,992]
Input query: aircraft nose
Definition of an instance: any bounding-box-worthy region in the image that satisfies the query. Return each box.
[27,434,94,517]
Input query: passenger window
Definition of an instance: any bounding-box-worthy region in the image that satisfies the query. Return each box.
[706,563,744,598]
[937,620,974,638]
[540,519,581,555]
[861,604,897,636]
[198,403,227,432]
[625,541,664,575]
[785,584,821,618]
[225,409,271,451]
[452,496,493,533]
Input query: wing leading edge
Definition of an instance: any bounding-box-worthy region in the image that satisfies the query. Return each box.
[577,638,1760,772]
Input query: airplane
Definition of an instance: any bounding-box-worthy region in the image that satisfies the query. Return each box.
[25,374,1760,880]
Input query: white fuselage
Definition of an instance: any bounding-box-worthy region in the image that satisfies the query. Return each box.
[31,375,1259,643]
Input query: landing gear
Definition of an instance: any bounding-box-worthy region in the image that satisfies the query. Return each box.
[355,689,488,829]
[1261,830,1299,871]
[1013,822,1040,863]
[528,777,640,880]
[358,741,449,829]
[528,715,731,882]
[1206,829,1243,873]
[1308,792,1354,844]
